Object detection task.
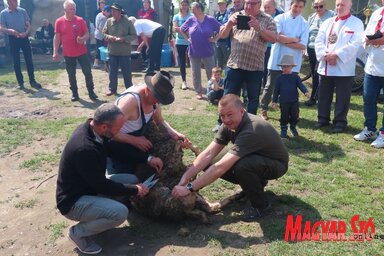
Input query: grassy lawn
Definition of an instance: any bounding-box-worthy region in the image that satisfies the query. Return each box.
[0,62,383,255]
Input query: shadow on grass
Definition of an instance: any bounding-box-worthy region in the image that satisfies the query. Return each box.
[88,194,320,255]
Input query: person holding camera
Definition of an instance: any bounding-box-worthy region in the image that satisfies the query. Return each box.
[219,0,277,115]
[353,0,384,148]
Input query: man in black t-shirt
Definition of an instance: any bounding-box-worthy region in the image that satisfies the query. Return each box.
[172,94,289,222]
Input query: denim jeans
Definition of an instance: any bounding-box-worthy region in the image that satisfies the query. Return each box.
[9,36,36,84]
[65,195,128,237]
[363,74,384,132]
[108,55,132,93]
[64,54,94,96]
[224,68,263,114]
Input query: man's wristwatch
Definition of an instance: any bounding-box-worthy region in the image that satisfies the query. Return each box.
[186,182,194,192]
[147,154,154,164]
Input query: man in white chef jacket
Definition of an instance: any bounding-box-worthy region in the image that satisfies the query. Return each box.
[314,0,364,133]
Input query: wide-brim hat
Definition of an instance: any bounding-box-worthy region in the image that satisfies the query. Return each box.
[144,71,175,105]
[110,3,125,14]
[278,54,297,66]
[218,0,227,4]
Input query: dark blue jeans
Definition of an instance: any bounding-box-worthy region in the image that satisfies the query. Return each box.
[363,74,384,132]
[224,68,263,114]
[108,54,132,93]
[9,36,36,85]
[64,54,94,95]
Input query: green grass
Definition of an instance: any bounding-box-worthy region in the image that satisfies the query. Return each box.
[14,198,38,209]
[46,221,68,243]
[0,117,83,156]
[19,153,60,172]
[164,94,384,255]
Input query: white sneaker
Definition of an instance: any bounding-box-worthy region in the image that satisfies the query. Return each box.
[353,127,377,141]
[181,81,187,90]
[212,124,221,133]
[371,132,384,148]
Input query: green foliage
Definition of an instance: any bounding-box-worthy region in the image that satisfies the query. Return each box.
[14,198,38,209]
[46,221,68,243]
[0,117,83,156]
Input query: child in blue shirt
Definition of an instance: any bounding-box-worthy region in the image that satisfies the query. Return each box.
[272,55,310,138]
[207,67,224,105]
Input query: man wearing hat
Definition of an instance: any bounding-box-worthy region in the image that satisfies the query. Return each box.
[103,3,137,96]
[93,5,111,68]
[172,94,289,222]
[272,54,309,138]
[106,70,189,181]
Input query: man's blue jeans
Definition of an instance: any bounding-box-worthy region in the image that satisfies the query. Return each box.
[363,74,384,132]
[224,68,263,114]
[65,195,128,238]
[64,172,138,238]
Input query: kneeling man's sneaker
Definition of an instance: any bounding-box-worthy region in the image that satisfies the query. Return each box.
[354,127,377,141]
[242,202,271,222]
[68,226,102,255]
[371,132,384,148]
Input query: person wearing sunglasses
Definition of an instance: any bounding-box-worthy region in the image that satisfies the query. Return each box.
[305,0,335,106]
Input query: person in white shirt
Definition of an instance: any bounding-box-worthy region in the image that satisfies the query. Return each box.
[314,0,364,133]
[353,0,384,148]
[93,5,111,68]
[128,16,165,73]
[260,0,309,120]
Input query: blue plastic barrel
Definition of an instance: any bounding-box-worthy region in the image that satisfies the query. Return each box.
[161,43,173,67]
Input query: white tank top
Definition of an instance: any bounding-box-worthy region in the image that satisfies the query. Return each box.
[116,87,155,134]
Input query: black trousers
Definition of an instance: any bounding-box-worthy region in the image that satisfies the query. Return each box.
[307,47,320,101]
[64,54,94,95]
[176,44,188,82]
[280,101,299,127]
[317,75,354,128]
[148,27,166,71]
[220,153,287,208]
[9,36,36,85]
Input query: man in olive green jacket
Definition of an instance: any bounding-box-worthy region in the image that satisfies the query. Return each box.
[103,3,137,96]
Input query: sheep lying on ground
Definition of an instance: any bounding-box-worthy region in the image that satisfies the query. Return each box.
[130,122,244,223]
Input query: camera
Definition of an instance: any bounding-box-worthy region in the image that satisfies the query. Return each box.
[237,15,251,30]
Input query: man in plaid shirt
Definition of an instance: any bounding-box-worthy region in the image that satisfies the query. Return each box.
[219,0,277,115]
